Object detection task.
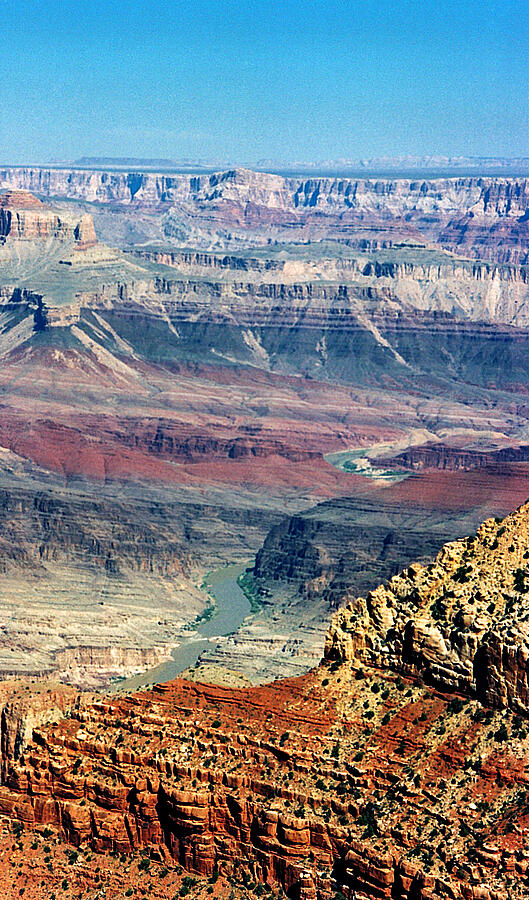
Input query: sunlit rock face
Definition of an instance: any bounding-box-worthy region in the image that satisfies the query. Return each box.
[3,629,529,898]
[0,188,96,247]
[326,499,529,712]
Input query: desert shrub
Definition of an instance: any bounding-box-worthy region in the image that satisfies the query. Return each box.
[494,723,509,742]
[431,598,447,620]
[358,801,378,837]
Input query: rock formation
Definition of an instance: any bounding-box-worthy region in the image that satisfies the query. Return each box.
[380,442,529,472]
[1,658,529,898]
[0,188,97,247]
[1,166,528,261]
[0,171,529,697]
[72,214,97,249]
[0,190,43,209]
[0,679,81,775]
[326,498,529,712]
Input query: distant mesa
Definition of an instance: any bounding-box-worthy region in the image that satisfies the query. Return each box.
[73,156,212,171]
[73,154,529,175]
[75,156,179,167]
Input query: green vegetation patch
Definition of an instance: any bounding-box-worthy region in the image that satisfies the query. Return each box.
[236,569,262,614]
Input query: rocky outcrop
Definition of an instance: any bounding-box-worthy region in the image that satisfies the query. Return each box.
[133,248,285,273]
[81,416,323,465]
[325,498,529,712]
[135,245,529,287]
[0,190,43,209]
[0,680,81,777]
[72,214,97,249]
[0,188,97,247]
[52,645,172,688]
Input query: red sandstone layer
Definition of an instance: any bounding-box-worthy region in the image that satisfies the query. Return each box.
[1,666,529,899]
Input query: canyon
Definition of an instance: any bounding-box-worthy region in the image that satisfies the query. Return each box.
[3,502,529,898]
[1,166,529,264]
[0,171,528,685]
[0,165,527,896]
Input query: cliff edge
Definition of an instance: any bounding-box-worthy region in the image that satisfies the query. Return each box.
[326,498,529,711]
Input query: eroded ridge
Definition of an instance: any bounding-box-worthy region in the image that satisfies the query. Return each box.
[326,498,529,711]
[1,657,529,898]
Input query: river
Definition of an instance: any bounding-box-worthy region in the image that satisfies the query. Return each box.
[325,447,410,483]
[109,561,252,692]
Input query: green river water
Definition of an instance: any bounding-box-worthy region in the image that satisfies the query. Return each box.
[110,561,251,692]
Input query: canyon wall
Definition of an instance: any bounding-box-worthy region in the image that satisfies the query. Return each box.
[1,166,528,261]
[67,264,529,332]
[0,166,527,218]
[253,496,467,607]
[0,667,527,899]
[0,680,81,777]
[381,443,529,472]
[0,485,191,576]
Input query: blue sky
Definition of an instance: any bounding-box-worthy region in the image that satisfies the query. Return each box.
[0,0,527,164]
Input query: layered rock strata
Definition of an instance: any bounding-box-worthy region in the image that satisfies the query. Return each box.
[69,269,529,334]
[1,667,529,899]
[134,245,529,288]
[0,679,81,776]
[0,189,96,247]
[380,442,529,471]
[0,167,527,221]
[1,166,528,261]
[254,496,471,602]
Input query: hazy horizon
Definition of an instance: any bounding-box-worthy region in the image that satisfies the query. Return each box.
[3,155,529,175]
